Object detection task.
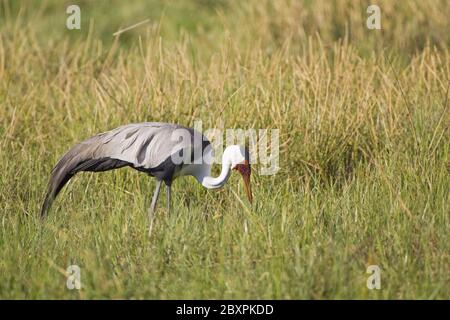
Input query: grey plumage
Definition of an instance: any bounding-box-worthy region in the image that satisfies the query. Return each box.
[41,122,209,217]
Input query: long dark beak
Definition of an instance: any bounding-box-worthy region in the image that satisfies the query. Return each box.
[235,161,253,204]
[242,171,253,204]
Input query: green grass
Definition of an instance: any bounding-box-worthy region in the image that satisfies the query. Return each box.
[0,0,449,299]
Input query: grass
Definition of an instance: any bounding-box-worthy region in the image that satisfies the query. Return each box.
[0,0,449,299]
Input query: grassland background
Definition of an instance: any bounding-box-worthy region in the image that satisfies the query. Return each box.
[0,0,449,299]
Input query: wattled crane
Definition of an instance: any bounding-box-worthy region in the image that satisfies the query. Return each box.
[41,122,252,233]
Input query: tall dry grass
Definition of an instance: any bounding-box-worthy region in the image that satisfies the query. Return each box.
[0,0,448,298]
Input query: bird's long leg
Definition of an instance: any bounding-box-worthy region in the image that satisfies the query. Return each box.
[148,180,162,236]
[166,184,171,215]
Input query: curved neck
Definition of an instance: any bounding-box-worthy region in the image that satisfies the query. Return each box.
[200,155,232,189]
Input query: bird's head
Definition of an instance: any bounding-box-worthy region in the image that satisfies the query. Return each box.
[225,145,253,204]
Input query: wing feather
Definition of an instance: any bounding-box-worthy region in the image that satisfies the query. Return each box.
[41,122,201,217]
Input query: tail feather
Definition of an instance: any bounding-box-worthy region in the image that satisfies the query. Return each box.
[40,140,130,217]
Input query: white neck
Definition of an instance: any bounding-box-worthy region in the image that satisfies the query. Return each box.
[200,155,231,189]
[188,145,244,190]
